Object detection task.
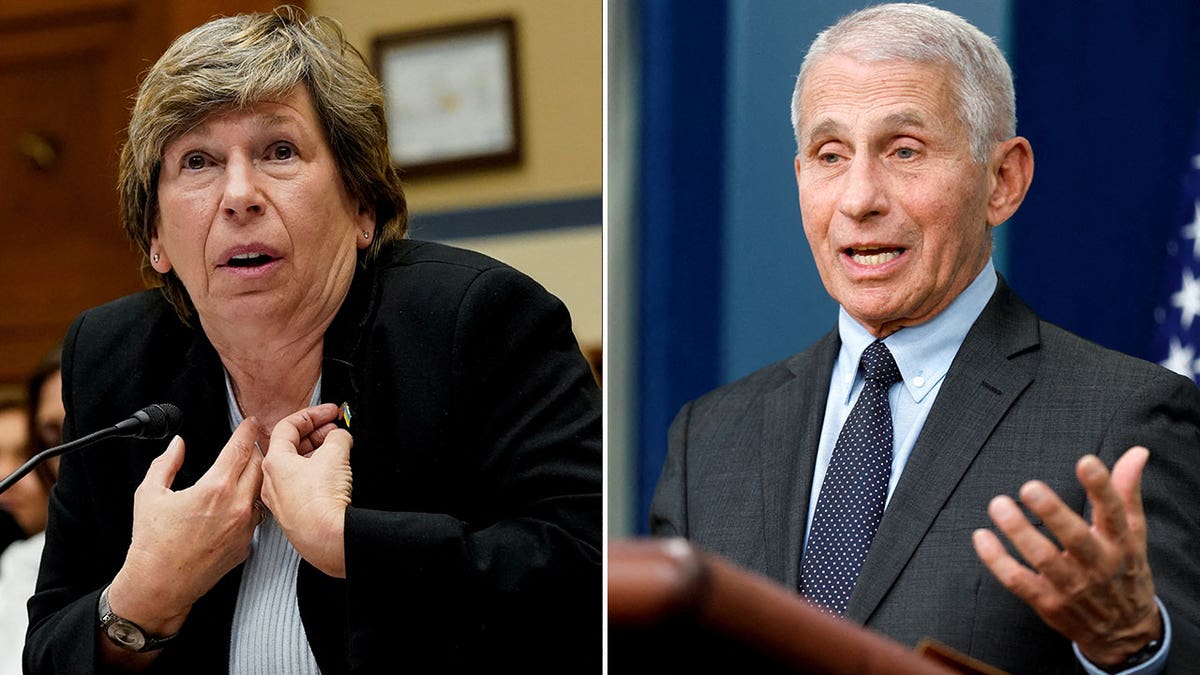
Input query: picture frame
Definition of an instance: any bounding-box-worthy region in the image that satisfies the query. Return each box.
[373,17,523,176]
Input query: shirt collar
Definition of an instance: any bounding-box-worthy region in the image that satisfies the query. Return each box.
[835,258,998,404]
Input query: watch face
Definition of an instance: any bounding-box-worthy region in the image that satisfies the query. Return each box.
[107,619,147,651]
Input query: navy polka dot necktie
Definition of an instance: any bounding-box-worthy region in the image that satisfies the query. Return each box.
[800,339,902,614]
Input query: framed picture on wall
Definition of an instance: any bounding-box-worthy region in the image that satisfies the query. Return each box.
[373,17,523,176]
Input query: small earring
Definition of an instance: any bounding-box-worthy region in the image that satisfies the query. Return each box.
[152,252,160,264]
[363,231,371,240]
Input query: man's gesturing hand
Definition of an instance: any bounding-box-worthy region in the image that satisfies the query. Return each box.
[972,446,1162,669]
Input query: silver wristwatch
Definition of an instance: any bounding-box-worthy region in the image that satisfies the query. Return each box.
[97,584,178,653]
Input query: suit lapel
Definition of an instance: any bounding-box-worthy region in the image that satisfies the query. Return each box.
[295,254,380,675]
[140,322,243,664]
[847,279,1041,622]
[163,329,230,490]
[762,330,838,588]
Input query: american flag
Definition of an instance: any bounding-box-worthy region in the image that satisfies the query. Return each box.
[1151,113,1200,383]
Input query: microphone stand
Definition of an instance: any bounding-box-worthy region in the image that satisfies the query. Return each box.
[0,427,126,495]
[0,404,181,495]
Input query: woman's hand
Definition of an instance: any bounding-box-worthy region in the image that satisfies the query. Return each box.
[261,403,352,578]
[107,417,265,639]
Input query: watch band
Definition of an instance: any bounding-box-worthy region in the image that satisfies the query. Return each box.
[1121,638,1163,669]
[97,584,178,653]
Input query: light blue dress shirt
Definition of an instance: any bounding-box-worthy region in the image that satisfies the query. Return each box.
[804,259,1168,675]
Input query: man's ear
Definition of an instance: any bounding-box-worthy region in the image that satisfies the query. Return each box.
[987,137,1034,227]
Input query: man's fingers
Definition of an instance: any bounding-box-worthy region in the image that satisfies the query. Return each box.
[988,493,1079,588]
[1076,455,1129,542]
[1110,447,1149,537]
[143,435,185,489]
[973,527,1047,603]
[1017,480,1102,568]
[975,450,1160,659]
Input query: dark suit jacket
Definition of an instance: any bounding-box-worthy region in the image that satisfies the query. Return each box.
[651,279,1200,673]
[26,240,602,674]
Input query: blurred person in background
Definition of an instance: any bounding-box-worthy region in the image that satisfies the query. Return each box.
[28,345,64,470]
[0,395,31,552]
[0,345,64,675]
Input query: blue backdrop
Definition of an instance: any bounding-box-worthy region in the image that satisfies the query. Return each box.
[1006,1,1200,357]
[635,0,727,530]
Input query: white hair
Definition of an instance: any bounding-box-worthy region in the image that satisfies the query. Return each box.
[790,3,1015,163]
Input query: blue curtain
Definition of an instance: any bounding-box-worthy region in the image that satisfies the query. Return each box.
[635,0,728,532]
[1007,1,1200,358]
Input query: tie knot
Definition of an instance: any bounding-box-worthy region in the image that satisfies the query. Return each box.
[860,340,901,386]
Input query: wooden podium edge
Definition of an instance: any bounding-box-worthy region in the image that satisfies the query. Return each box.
[610,538,1006,675]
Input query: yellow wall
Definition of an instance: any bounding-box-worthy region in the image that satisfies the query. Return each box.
[310,0,601,211]
[311,0,602,350]
[449,225,601,345]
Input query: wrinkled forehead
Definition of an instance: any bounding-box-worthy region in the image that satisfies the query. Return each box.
[156,83,317,158]
[167,106,301,149]
[796,56,964,139]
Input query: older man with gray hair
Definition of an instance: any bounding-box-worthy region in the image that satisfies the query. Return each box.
[651,4,1200,672]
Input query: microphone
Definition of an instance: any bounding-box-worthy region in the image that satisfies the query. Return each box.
[112,403,182,440]
[0,404,182,495]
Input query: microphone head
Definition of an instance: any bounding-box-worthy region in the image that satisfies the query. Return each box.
[132,403,183,440]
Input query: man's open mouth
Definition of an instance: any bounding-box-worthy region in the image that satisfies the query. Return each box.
[846,247,904,266]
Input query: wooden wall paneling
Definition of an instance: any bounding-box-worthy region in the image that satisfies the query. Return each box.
[0,3,143,385]
[0,0,301,385]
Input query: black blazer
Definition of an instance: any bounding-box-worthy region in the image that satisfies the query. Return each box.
[651,279,1200,673]
[26,240,602,674]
